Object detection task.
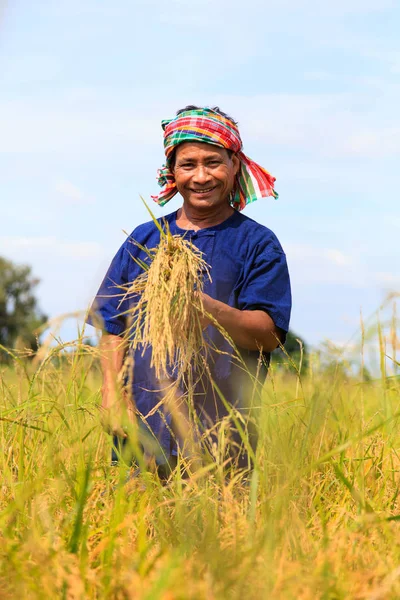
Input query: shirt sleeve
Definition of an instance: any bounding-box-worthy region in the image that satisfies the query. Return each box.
[237,247,292,334]
[86,242,131,336]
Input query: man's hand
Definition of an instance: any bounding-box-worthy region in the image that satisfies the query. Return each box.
[198,292,283,352]
[99,333,135,437]
[195,292,212,330]
[100,385,135,438]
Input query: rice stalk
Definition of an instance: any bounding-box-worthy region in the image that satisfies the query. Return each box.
[123,221,212,382]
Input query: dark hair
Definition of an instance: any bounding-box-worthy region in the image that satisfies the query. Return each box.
[169,105,237,168]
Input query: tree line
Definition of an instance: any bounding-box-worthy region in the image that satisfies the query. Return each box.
[0,257,47,358]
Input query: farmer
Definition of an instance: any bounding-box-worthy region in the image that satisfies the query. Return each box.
[88,106,291,475]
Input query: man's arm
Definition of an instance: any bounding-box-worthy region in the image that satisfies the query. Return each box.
[201,293,284,353]
[99,333,134,437]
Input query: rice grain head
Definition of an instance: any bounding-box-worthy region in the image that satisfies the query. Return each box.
[123,222,211,382]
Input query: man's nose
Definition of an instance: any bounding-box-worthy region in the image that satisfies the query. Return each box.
[192,165,212,184]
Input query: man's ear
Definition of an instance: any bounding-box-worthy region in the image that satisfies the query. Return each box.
[232,153,240,176]
[169,149,176,173]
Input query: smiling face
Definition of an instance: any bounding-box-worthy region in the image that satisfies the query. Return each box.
[172,142,240,213]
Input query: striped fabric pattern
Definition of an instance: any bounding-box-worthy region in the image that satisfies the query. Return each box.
[152,108,278,211]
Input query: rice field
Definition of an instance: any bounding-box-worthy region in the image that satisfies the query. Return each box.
[1,323,399,599]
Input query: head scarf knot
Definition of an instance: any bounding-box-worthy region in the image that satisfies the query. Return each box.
[152,107,278,211]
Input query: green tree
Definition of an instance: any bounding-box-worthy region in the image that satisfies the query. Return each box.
[0,256,47,358]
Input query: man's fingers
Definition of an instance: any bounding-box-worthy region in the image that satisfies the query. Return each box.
[103,421,128,438]
[111,426,128,439]
[100,408,128,438]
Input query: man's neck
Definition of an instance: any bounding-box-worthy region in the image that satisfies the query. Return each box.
[176,203,234,231]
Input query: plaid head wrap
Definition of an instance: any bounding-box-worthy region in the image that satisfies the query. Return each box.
[151,107,278,212]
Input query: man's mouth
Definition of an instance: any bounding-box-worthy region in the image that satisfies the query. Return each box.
[190,187,216,195]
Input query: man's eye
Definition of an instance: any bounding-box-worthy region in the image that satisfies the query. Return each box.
[208,161,221,167]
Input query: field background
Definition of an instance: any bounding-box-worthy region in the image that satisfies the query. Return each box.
[1,316,399,599]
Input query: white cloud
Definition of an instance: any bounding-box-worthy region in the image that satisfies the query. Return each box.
[0,99,159,155]
[0,90,392,157]
[36,0,396,15]
[373,272,400,288]
[303,71,334,81]
[1,54,61,85]
[0,84,398,163]
[325,249,353,267]
[55,179,94,204]
[269,0,396,13]
[286,243,354,266]
[382,214,400,229]
[344,128,400,157]
[358,49,400,74]
[286,242,400,294]
[213,92,400,160]
[0,236,103,260]
[285,242,367,287]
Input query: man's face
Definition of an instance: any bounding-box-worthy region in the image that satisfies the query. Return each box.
[173,142,240,211]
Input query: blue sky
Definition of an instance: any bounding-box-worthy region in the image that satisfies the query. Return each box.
[1,0,399,350]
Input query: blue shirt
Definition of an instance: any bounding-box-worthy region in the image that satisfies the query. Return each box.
[88,209,291,458]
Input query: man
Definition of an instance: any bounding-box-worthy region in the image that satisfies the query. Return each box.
[88,106,291,475]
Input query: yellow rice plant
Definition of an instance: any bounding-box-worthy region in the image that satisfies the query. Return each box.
[1,300,400,597]
[122,216,212,382]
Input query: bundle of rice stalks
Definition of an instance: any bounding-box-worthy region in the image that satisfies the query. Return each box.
[122,216,211,382]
